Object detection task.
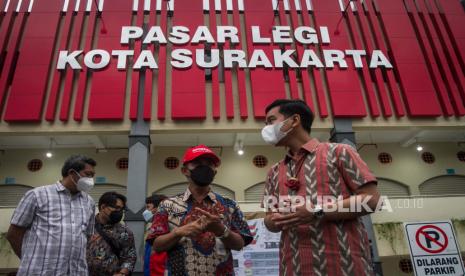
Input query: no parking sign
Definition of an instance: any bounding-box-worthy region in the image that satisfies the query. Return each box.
[404,221,465,276]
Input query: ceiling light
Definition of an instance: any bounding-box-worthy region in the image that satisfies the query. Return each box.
[416,145,423,152]
[234,134,246,156]
[46,137,54,158]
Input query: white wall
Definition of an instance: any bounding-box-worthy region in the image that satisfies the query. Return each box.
[0,142,463,200]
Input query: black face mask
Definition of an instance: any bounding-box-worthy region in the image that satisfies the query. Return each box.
[189,165,215,186]
[108,210,124,224]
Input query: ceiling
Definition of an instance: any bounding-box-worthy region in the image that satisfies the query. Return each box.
[0,129,464,150]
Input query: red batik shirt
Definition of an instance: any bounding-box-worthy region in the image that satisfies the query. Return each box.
[263,139,377,276]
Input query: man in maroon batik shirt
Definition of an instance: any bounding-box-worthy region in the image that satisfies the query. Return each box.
[261,99,381,276]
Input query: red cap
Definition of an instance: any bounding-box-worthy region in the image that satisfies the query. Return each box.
[182,145,221,166]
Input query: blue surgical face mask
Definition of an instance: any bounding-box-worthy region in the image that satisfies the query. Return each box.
[142,209,154,222]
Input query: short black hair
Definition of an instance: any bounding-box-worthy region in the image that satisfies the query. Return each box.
[151,194,167,208]
[146,196,154,205]
[98,191,127,210]
[61,155,97,177]
[265,99,314,133]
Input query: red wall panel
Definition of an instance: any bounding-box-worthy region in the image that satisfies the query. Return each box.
[45,10,74,121]
[406,0,464,115]
[157,4,168,120]
[170,0,206,120]
[343,2,383,117]
[300,4,329,117]
[288,0,315,112]
[360,0,405,117]
[376,0,442,116]
[3,1,62,122]
[73,8,98,121]
[221,0,235,119]
[0,0,463,122]
[244,0,286,118]
[129,7,144,121]
[87,1,133,121]
[277,0,299,100]
[312,1,367,117]
[231,4,248,119]
[60,9,86,121]
[0,0,21,115]
[208,0,220,120]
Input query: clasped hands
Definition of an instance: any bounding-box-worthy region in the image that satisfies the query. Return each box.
[173,207,225,238]
[269,203,317,231]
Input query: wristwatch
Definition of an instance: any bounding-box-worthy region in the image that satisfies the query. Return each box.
[217,225,231,239]
[313,205,325,218]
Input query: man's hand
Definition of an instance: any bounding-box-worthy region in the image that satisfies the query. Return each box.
[6,224,27,258]
[195,207,225,236]
[272,205,315,230]
[173,218,205,238]
[264,212,285,232]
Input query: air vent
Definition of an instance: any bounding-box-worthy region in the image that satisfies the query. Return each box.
[164,157,180,170]
[116,158,129,170]
[253,155,268,168]
[378,152,392,164]
[421,152,435,164]
[398,258,413,273]
[28,159,43,172]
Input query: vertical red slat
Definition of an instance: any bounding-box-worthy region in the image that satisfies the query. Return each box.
[301,3,329,117]
[407,0,462,115]
[231,4,248,119]
[312,1,367,117]
[73,7,98,121]
[130,6,143,121]
[343,1,382,117]
[209,0,220,119]
[87,0,133,121]
[0,0,18,74]
[0,0,20,114]
[60,9,86,121]
[171,0,206,119]
[143,10,156,121]
[277,0,299,100]
[244,0,286,118]
[364,0,405,117]
[45,10,74,121]
[424,0,465,110]
[156,2,167,120]
[143,59,153,120]
[435,0,465,75]
[0,0,19,49]
[375,0,441,116]
[221,0,234,119]
[288,0,314,111]
[4,1,62,121]
[355,1,401,117]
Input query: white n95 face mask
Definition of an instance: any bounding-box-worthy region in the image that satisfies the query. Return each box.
[261,118,293,145]
[142,209,154,222]
[72,170,95,193]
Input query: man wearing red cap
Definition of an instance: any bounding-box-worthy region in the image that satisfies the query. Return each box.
[147,145,253,275]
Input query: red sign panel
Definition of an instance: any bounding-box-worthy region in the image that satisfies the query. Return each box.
[0,0,464,122]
